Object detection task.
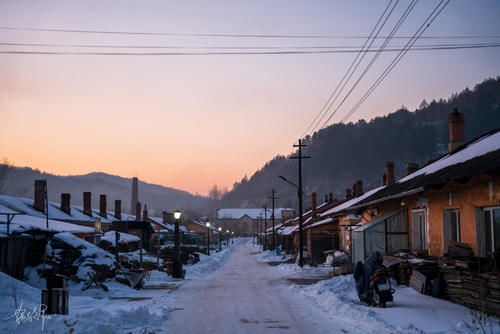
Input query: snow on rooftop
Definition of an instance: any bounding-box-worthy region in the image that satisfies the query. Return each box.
[320,186,386,217]
[101,231,140,245]
[398,130,500,183]
[307,217,334,229]
[0,204,20,215]
[148,216,174,230]
[0,213,94,234]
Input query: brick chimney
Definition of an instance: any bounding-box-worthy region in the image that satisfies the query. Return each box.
[163,211,170,225]
[352,183,357,197]
[385,162,395,186]
[324,194,328,203]
[311,192,317,217]
[329,193,333,202]
[114,200,121,219]
[60,193,71,215]
[83,192,92,217]
[33,180,46,212]
[448,108,465,152]
[99,194,107,218]
[383,173,387,186]
[136,202,141,221]
[405,163,419,176]
[346,188,352,199]
[143,204,148,221]
[356,180,363,196]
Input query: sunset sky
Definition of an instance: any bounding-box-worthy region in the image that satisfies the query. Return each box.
[1,1,500,195]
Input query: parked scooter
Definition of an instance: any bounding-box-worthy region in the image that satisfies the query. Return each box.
[354,252,394,308]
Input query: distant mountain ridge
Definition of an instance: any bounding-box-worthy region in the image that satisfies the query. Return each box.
[0,168,210,217]
[222,76,500,209]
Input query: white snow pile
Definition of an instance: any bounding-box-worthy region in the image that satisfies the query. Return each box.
[285,274,500,334]
[184,242,236,279]
[47,232,117,281]
[100,230,140,246]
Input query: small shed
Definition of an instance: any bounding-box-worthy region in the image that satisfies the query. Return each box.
[351,209,409,264]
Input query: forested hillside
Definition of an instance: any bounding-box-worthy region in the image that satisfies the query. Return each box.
[222,77,500,209]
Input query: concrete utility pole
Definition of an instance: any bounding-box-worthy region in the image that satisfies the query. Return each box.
[268,189,278,251]
[290,139,310,267]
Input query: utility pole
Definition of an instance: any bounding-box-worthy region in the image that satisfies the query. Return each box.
[263,205,268,251]
[258,214,262,246]
[290,139,310,267]
[268,189,278,251]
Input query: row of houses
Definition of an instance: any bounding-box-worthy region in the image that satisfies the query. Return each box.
[271,109,500,265]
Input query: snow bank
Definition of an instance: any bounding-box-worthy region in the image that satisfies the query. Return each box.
[185,241,237,279]
[285,274,500,333]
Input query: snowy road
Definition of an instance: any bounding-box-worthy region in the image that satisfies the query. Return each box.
[166,241,330,334]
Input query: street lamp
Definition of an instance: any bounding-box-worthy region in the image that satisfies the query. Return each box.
[205,222,211,256]
[226,230,229,247]
[231,231,234,244]
[173,210,182,278]
[218,227,222,252]
[279,175,304,267]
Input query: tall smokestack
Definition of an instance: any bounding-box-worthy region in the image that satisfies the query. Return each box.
[385,162,395,186]
[99,194,107,218]
[33,180,46,212]
[448,108,465,152]
[130,177,139,215]
[83,192,92,217]
[60,193,71,215]
[114,200,121,219]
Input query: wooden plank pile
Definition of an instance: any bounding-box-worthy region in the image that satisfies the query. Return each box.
[440,242,500,316]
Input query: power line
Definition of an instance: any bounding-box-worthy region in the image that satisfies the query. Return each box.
[0,43,496,56]
[2,41,499,50]
[301,0,398,138]
[319,0,419,130]
[340,0,451,124]
[1,25,499,40]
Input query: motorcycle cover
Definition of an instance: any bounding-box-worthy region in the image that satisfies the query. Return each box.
[354,251,384,301]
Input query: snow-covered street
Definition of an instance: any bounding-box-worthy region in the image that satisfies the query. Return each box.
[2,239,500,333]
[165,240,332,334]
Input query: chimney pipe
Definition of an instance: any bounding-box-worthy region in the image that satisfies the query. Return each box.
[352,183,357,197]
[356,180,363,196]
[448,108,465,152]
[83,192,92,217]
[143,204,148,221]
[99,194,107,218]
[60,193,71,215]
[136,202,141,221]
[329,193,333,202]
[405,163,419,176]
[385,162,395,186]
[324,194,328,203]
[346,188,352,199]
[33,180,46,212]
[311,192,317,217]
[114,200,121,219]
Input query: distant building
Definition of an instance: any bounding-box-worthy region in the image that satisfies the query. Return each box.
[217,208,294,237]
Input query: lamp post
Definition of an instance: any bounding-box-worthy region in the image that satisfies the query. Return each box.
[226,230,229,247]
[173,210,182,278]
[279,175,304,267]
[218,227,222,252]
[205,222,211,256]
[231,231,234,244]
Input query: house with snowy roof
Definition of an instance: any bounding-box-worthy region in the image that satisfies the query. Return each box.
[342,110,500,263]
[217,207,294,237]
